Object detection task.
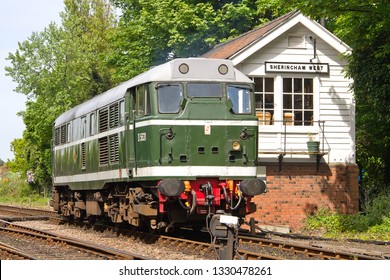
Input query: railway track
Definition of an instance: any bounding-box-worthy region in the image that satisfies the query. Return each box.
[238,234,384,260]
[0,241,36,260]
[0,204,387,260]
[0,204,59,221]
[157,234,284,260]
[67,222,385,260]
[0,220,148,260]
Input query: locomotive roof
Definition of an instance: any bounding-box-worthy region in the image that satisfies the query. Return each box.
[54,58,253,126]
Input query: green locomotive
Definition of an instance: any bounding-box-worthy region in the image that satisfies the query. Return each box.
[51,58,265,258]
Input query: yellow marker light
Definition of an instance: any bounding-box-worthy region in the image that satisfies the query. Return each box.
[183,180,191,192]
[227,180,234,192]
[232,141,241,151]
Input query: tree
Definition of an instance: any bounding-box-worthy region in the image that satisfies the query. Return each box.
[6,138,28,175]
[5,0,117,193]
[108,0,293,81]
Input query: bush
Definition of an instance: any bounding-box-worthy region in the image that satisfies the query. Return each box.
[368,216,390,233]
[305,193,390,240]
[305,208,344,233]
[0,170,49,207]
[364,193,390,226]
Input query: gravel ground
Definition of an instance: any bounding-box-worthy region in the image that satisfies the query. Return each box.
[12,220,209,260]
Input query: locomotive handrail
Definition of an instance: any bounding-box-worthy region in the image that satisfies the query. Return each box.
[132,110,137,175]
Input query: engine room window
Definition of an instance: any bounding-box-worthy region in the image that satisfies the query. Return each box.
[66,123,72,143]
[157,84,183,114]
[81,116,86,138]
[119,101,125,125]
[187,83,222,98]
[90,113,96,136]
[227,85,252,114]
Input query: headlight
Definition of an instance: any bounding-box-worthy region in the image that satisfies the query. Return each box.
[232,141,241,151]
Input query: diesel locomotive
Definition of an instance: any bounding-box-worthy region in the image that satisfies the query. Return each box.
[51,58,265,258]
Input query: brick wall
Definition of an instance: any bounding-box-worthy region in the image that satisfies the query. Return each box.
[250,162,359,231]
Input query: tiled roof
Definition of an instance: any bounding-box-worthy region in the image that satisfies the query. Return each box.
[202,10,300,59]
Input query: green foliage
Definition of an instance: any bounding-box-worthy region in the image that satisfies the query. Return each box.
[368,217,390,235]
[5,0,117,192]
[108,0,294,81]
[305,193,390,240]
[358,156,386,211]
[0,170,48,207]
[364,192,390,225]
[6,138,28,177]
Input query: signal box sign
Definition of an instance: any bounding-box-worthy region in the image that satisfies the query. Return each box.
[265,62,329,74]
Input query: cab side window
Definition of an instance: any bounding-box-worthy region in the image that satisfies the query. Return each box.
[134,84,151,118]
[157,84,183,113]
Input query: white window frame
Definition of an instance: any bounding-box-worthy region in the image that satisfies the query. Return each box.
[259,75,320,134]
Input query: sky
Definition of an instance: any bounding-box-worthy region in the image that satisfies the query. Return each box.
[0,0,64,161]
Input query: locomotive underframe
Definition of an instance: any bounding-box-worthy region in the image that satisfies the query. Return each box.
[51,177,257,231]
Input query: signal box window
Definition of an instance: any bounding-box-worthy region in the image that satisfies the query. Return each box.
[283,78,313,126]
[253,77,274,125]
[227,85,251,114]
[157,84,183,114]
